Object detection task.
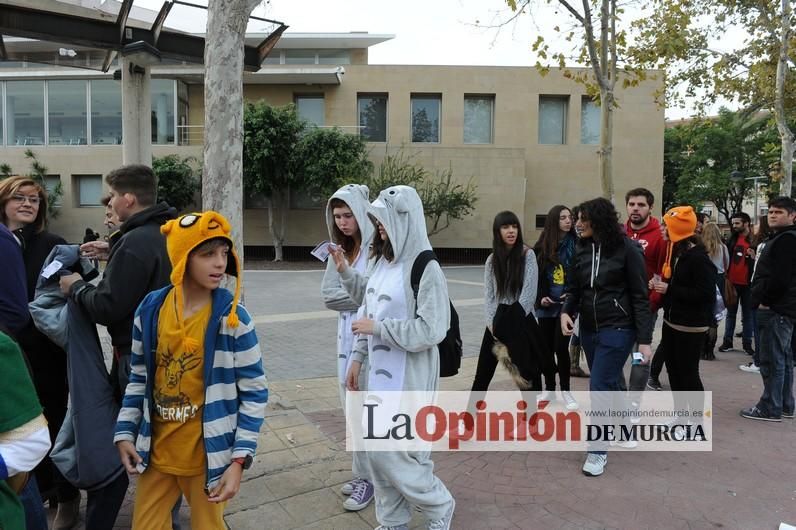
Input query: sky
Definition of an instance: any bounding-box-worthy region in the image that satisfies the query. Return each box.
[131,0,727,120]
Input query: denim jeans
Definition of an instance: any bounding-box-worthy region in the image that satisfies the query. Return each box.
[581,327,636,454]
[755,308,795,417]
[723,284,754,346]
[20,475,48,530]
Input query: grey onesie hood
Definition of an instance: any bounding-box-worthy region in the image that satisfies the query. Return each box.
[367,185,431,262]
[325,183,375,246]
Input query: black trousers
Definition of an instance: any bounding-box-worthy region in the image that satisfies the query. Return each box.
[662,323,706,420]
[85,472,129,530]
[538,316,571,391]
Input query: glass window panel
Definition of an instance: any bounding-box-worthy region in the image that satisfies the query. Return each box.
[538,96,568,144]
[90,80,122,145]
[464,95,494,144]
[151,79,175,144]
[317,50,350,65]
[262,52,281,65]
[581,97,600,144]
[76,174,102,206]
[6,81,44,145]
[48,80,87,145]
[296,96,325,127]
[284,50,316,64]
[358,94,387,142]
[411,95,440,143]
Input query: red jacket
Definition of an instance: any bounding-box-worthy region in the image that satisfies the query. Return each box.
[626,217,666,310]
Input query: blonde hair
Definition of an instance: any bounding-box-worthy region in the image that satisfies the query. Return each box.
[702,222,724,260]
[0,176,48,233]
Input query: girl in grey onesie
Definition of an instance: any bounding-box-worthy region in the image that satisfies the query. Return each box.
[331,185,456,530]
[321,184,375,511]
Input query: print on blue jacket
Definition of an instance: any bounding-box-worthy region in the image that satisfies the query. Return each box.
[113,285,268,489]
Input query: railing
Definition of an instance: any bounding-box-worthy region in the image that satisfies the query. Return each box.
[177,124,362,145]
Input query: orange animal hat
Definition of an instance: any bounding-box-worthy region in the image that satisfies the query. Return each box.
[160,211,241,353]
[661,206,697,279]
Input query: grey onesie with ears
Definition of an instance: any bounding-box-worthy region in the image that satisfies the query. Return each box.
[339,185,454,527]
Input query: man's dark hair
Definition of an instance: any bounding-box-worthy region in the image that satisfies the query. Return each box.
[768,196,796,214]
[100,194,111,207]
[730,212,751,224]
[625,188,655,207]
[105,164,157,206]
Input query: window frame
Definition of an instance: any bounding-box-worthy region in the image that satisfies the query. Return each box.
[410,93,442,144]
[463,94,495,145]
[538,95,569,145]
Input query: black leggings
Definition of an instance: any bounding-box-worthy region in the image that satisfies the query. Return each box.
[538,316,571,391]
[662,324,706,419]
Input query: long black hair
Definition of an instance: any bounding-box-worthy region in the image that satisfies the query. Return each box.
[491,210,525,299]
[536,204,574,267]
[576,197,625,250]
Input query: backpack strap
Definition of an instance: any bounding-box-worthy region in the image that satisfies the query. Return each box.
[410,249,437,303]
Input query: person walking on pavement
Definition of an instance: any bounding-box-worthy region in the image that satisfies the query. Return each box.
[320,184,375,512]
[561,198,653,477]
[718,212,756,355]
[740,197,796,422]
[534,205,578,409]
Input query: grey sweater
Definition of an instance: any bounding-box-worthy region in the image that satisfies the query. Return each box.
[484,250,538,327]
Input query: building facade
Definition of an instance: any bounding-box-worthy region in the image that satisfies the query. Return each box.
[0,29,664,252]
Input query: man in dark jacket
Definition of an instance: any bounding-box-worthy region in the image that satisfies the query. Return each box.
[60,164,176,398]
[740,197,796,422]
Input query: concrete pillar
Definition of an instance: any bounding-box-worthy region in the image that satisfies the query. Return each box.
[120,57,152,165]
[6,96,14,144]
[156,93,168,144]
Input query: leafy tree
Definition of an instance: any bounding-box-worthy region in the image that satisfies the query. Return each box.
[631,0,796,195]
[364,150,479,236]
[664,108,778,223]
[243,101,372,260]
[153,155,200,213]
[501,0,654,203]
[1,149,63,220]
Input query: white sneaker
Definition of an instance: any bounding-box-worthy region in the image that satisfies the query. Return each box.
[739,362,760,373]
[536,390,555,405]
[562,391,579,410]
[582,453,607,476]
[610,439,638,449]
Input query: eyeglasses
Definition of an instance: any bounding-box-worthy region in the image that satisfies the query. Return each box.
[10,194,40,205]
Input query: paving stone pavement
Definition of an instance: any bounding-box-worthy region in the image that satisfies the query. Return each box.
[51,266,795,529]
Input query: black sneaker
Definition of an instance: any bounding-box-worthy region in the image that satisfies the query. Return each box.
[717,342,733,352]
[743,344,755,355]
[646,377,663,391]
[739,406,781,422]
[783,410,794,419]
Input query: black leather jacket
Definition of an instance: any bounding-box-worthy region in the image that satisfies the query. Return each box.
[563,237,653,344]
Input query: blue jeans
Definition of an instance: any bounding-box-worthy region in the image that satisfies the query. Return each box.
[20,475,48,530]
[755,308,795,417]
[581,327,636,454]
[723,284,754,346]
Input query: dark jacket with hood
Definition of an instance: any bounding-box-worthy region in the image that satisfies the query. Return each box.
[563,237,653,344]
[751,224,796,319]
[0,223,29,334]
[68,202,176,353]
[661,244,717,328]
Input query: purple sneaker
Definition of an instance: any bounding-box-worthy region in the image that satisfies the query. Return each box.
[343,479,374,511]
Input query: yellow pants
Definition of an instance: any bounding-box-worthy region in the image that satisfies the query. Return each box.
[132,466,226,530]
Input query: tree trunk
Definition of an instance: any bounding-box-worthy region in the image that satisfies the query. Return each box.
[775,0,794,197]
[202,0,261,267]
[599,87,615,203]
[266,192,286,261]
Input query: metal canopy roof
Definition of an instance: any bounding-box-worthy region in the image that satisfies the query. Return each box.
[0,0,287,72]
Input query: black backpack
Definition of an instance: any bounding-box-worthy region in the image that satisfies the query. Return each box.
[410,250,463,377]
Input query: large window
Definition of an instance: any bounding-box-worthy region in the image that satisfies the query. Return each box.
[295,95,325,127]
[177,81,189,145]
[317,50,351,65]
[284,50,316,65]
[151,79,175,144]
[581,97,600,144]
[411,94,441,143]
[6,81,44,145]
[538,95,568,145]
[357,94,387,142]
[48,80,87,145]
[90,80,122,145]
[75,174,103,206]
[463,95,494,144]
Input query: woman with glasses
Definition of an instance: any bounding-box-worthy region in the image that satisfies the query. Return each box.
[0,176,81,529]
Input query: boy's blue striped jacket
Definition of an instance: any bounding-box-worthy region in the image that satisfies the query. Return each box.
[113,285,268,489]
